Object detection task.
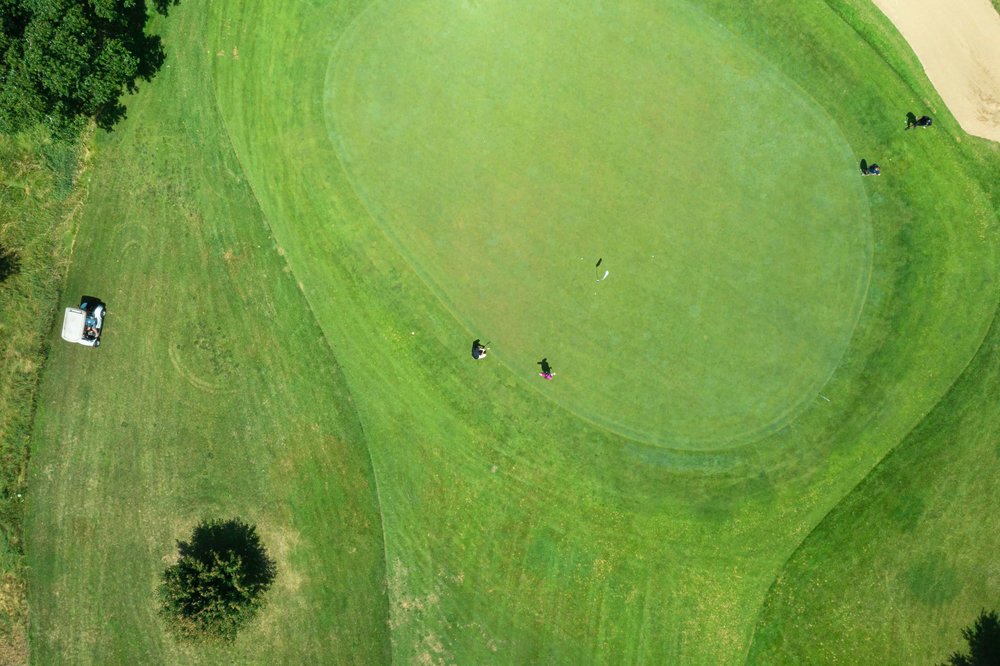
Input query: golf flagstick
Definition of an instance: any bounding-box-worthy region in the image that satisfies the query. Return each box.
[595,257,602,281]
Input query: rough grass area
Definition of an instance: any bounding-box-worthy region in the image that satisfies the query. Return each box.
[0,129,88,665]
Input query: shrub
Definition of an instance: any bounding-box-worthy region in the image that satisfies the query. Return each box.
[159,518,276,641]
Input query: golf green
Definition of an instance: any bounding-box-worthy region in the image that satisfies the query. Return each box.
[326,0,872,448]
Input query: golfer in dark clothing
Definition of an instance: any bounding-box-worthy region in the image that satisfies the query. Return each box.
[860,160,881,176]
[471,339,488,360]
[916,115,933,127]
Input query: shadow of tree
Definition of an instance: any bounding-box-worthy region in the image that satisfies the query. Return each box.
[941,610,1000,666]
[93,0,173,131]
[153,0,182,17]
[0,247,19,283]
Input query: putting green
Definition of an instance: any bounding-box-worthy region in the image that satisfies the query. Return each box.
[330,0,871,449]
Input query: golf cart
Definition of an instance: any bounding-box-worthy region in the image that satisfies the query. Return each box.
[61,297,106,347]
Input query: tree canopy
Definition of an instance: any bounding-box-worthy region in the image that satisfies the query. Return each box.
[159,518,277,641]
[941,610,1000,666]
[0,0,174,137]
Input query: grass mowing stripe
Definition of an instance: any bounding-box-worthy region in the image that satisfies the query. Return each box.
[744,284,1000,661]
[748,292,1000,664]
[715,0,1000,658]
[213,0,997,662]
[25,6,389,663]
[205,13,396,616]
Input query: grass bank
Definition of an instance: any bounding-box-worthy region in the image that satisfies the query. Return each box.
[0,128,88,664]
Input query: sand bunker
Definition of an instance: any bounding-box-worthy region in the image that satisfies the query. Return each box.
[873,0,1000,142]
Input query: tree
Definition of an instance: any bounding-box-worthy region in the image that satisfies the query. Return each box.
[0,0,175,137]
[159,518,277,641]
[941,610,1000,666]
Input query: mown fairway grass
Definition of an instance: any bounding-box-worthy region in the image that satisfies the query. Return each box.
[24,13,389,662]
[24,0,1000,663]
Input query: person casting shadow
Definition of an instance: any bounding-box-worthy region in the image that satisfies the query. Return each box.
[471,339,488,360]
[906,112,933,130]
[859,159,881,176]
[537,357,554,380]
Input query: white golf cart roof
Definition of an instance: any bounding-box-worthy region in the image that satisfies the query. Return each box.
[61,307,86,342]
[61,303,102,347]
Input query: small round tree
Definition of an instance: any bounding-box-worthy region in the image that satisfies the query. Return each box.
[159,518,276,641]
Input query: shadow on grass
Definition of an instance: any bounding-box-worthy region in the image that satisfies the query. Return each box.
[0,247,19,282]
[92,0,176,131]
[152,0,181,16]
[941,609,1000,666]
